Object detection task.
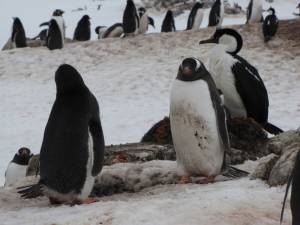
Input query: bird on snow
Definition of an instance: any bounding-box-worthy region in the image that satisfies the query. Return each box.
[262,7,279,42]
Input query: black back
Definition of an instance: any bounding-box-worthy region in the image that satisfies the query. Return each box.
[187,2,203,30]
[11,17,27,48]
[208,0,221,26]
[74,15,91,41]
[161,10,176,32]
[47,19,63,50]
[39,64,105,194]
[103,23,123,38]
[246,0,253,23]
[231,54,269,123]
[123,0,139,34]
[263,13,278,42]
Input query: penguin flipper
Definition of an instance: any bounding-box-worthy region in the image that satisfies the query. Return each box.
[280,172,293,225]
[40,22,50,27]
[17,183,43,199]
[262,122,283,135]
[222,166,249,179]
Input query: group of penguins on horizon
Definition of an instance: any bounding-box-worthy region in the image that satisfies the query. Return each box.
[9,0,287,51]
[4,0,300,225]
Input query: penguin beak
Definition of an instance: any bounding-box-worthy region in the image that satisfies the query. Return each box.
[199,37,217,45]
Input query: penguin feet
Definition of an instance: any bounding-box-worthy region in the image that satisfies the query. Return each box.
[81,198,99,204]
[112,152,128,164]
[196,176,216,184]
[179,176,192,184]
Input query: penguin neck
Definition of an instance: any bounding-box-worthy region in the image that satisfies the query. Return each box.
[12,154,30,165]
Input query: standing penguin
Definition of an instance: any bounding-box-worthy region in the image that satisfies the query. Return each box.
[47,19,63,50]
[170,58,248,184]
[138,7,155,34]
[4,147,33,188]
[161,10,176,32]
[187,2,204,30]
[11,17,27,48]
[73,15,91,41]
[123,0,139,36]
[281,150,300,225]
[263,7,279,42]
[18,64,105,205]
[208,0,224,27]
[246,0,263,24]
[199,28,283,135]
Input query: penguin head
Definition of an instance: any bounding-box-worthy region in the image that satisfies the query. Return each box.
[138,7,146,17]
[266,7,275,15]
[95,26,106,35]
[81,15,90,22]
[195,2,204,9]
[55,64,86,94]
[199,28,243,55]
[13,147,33,165]
[148,17,155,28]
[53,9,65,16]
[297,3,300,9]
[166,10,173,19]
[177,58,207,81]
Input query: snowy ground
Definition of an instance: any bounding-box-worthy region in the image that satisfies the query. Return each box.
[0,0,300,224]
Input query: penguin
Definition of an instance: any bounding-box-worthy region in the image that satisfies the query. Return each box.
[96,23,124,39]
[295,3,300,16]
[47,19,63,50]
[4,147,33,188]
[262,7,279,42]
[280,150,300,225]
[18,64,105,205]
[73,15,91,41]
[246,0,263,24]
[31,29,48,42]
[199,28,283,135]
[123,0,140,36]
[208,0,224,27]
[138,7,155,34]
[11,17,27,48]
[170,57,248,184]
[186,2,204,30]
[95,26,107,39]
[161,10,176,32]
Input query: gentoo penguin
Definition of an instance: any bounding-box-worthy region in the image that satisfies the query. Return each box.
[18,64,105,205]
[161,10,176,32]
[95,26,107,39]
[170,58,248,184]
[73,15,91,41]
[262,7,279,42]
[47,19,63,50]
[31,29,48,42]
[138,7,155,34]
[280,150,300,225]
[123,0,139,36]
[96,23,124,39]
[186,2,204,30]
[246,0,263,24]
[4,147,33,187]
[208,0,224,27]
[199,28,283,135]
[11,17,27,48]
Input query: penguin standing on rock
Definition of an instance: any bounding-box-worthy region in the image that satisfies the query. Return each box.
[138,7,155,34]
[186,2,204,30]
[246,0,263,24]
[47,19,63,50]
[199,28,283,135]
[170,58,248,184]
[263,7,279,42]
[18,64,105,205]
[74,15,91,41]
[208,0,224,27]
[123,0,139,36]
[11,17,27,48]
[5,147,33,187]
[161,10,176,32]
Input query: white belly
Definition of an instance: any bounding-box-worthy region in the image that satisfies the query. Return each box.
[106,26,124,38]
[52,16,65,44]
[139,14,148,34]
[170,80,224,177]
[192,10,204,30]
[248,0,263,23]
[217,2,224,27]
[4,163,27,188]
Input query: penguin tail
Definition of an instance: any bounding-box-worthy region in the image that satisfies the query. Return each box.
[222,166,249,179]
[17,183,43,199]
[262,122,284,135]
[280,172,293,225]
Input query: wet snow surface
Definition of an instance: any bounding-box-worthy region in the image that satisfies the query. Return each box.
[0,0,300,224]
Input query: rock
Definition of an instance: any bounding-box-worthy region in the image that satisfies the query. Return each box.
[251,154,279,181]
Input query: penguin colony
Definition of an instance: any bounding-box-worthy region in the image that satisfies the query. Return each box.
[2,0,299,224]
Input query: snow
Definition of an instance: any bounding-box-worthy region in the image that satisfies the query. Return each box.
[0,0,299,224]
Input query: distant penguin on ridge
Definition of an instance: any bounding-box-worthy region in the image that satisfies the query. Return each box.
[199,28,283,135]
[123,0,140,36]
[5,147,33,188]
[263,7,279,42]
[208,0,224,27]
[47,19,63,50]
[11,17,27,48]
[74,15,91,41]
[18,64,105,205]
[138,7,155,34]
[246,0,263,24]
[161,10,176,32]
[186,2,204,30]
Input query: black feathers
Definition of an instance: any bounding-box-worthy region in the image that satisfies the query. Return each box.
[263,8,279,42]
[74,15,91,41]
[11,17,27,48]
[161,10,176,32]
[208,0,222,27]
[123,0,139,35]
[47,19,63,50]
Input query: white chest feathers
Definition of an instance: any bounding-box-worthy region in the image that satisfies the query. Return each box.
[248,0,263,23]
[208,46,247,118]
[170,80,224,177]
[4,162,27,188]
[139,13,149,34]
[218,1,225,27]
[52,16,65,43]
[192,9,204,30]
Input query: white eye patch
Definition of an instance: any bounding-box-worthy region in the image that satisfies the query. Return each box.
[192,57,201,70]
[219,34,237,53]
